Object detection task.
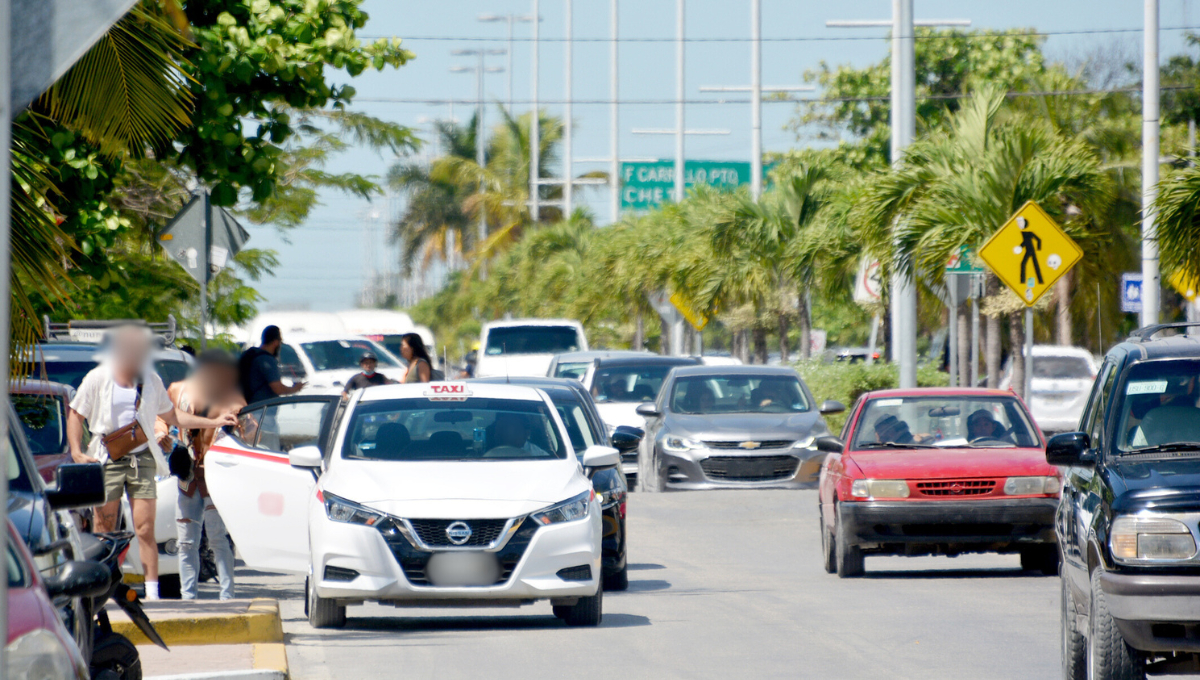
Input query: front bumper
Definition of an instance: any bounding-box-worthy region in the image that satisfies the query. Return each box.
[310,507,602,605]
[1100,570,1200,653]
[839,498,1058,552]
[658,447,824,490]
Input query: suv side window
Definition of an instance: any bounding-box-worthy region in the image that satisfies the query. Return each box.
[1083,362,1118,451]
[278,344,307,380]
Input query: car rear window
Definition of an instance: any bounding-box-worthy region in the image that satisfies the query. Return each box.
[12,394,66,455]
[1033,356,1094,379]
[485,327,581,356]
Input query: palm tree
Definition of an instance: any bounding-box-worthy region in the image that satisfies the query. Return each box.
[852,85,1112,396]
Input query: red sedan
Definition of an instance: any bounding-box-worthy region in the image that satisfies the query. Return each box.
[817,388,1060,578]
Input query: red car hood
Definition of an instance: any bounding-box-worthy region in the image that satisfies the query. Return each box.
[848,447,1055,480]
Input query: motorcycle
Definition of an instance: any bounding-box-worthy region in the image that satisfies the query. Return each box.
[79,531,168,680]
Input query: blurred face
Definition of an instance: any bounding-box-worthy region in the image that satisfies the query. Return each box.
[400,340,415,360]
[112,327,150,373]
[361,358,377,374]
[494,416,528,448]
[197,363,238,400]
[968,414,998,439]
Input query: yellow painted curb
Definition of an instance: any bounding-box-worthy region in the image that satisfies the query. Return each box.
[254,642,290,678]
[111,599,284,647]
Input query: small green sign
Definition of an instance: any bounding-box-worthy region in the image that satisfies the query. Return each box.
[620,160,771,211]
[946,245,983,275]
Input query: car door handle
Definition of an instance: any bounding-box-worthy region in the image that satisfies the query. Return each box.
[212,458,239,467]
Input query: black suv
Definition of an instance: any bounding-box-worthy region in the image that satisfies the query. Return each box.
[1050,323,1200,679]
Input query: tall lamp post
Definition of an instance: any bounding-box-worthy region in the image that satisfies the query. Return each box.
[478,13,537,115]
[1142,0,1161,327]
[451,49,506,276]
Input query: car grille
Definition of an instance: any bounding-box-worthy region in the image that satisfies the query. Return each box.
[408,519,509,548]
[700,455,799,481]
[384,518,537,588]
[703,440,794,450]
[915,479,997,497]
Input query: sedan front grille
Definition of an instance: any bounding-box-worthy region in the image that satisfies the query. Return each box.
[700,455,799,481]
[408,519,509,548]
[384,519,538,587]
[915,479,997,497]
[703,440,794,450]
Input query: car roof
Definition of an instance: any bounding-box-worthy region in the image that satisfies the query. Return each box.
[282,333,382,343]
[669,364,800,377]
[1110,333,1200,362]
[356,381,547,402]
[34,342,191,362]
[482,318,583,330]
[864,387,1021,399]
[553,350,651,362]
[595,355,700,368]
[471,375,586,393]
[1029,345,1095,359]
[10,380,72,396]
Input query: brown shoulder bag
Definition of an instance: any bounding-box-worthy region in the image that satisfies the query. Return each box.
[102,380,148,461]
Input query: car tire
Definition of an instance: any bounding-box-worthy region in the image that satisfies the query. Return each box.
[91,632,142,680]
[1061,574,1086,680]
[158,574,181,600]
[1088,567,1146,680]
[1020,545,1060,576]
[834,503,864,578]
[820,507,836,574]
[603,565,629,591]
[307,575,346,629]
[554,588,603,626]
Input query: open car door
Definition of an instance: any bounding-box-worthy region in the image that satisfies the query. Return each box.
[206,395,341,574]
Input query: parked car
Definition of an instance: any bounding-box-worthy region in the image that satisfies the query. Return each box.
[547,350,652,381]
[31,341,193,391]
[476,319,588,378]
[5,517,93,680]
[999,345,1098,435]
[11,380,74,483]
[273,332,407,391]
[205,382,618,628]
[473,375,639,590]
[637,365,842,491]
[817,387,1058,578]
[1051,323,1200,680]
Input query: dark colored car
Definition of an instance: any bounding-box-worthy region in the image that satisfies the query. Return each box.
[1051,322,1200,680]
[472,375,638,590]
[11,380,74,483]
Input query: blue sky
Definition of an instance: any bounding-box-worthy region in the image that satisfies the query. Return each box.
[246,0,1199,312]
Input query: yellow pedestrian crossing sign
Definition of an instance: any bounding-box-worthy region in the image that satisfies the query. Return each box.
[978,200,1082,306]
[1168,270,1200,302]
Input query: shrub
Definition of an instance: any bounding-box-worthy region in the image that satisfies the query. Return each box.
[795,360,948,434]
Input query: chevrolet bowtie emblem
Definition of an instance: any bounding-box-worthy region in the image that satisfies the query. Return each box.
[738,441,760,450]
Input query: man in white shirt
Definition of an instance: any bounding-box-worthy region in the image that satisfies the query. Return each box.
[67,326,237,599]
[491,413,552,457]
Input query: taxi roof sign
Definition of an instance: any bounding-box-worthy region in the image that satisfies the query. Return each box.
[978,200,1082,306]
[424,383,472,401]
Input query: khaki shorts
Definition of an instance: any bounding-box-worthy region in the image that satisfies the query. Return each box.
[103,450,158,503]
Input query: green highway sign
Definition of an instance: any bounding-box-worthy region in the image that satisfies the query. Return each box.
[946,245,984,275]
[620,160,771,211]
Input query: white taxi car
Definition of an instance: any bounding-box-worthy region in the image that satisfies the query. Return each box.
[205,382,616,628]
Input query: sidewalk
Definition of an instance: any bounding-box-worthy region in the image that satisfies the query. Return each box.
[105,598,289,680]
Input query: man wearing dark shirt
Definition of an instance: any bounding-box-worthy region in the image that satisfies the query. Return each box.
[343,351,394,395]
[240,325,306,404]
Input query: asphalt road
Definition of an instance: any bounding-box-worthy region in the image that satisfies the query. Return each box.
[238,489,1068,680]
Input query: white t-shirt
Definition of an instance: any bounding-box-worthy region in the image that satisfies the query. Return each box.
[111,383,148,454]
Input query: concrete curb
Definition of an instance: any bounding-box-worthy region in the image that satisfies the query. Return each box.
[145,671,284,680]
[253,642,290,678]
[113,599,284,647]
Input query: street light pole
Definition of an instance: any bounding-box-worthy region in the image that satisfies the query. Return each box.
[564,0,574,217]
[479,15,538,117]
[750,0,761,200]
[451,50,505,275]
[610,0,620,222]
[1142,0,1161,327]
[674,0,685,203]
[530,0,540,223]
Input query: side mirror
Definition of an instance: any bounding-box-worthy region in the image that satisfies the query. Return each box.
[581,445,621,470]
[288,445,323,469]
[611,425,643,453]
[44,560,111,599]
[1046,432,1094,467]
[819,400,846,416]
[45,464,105,510]
[635,403,660,418]
[815,436,845,454]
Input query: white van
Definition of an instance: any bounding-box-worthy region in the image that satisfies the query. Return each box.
[476,319,588,378]
[245,312,345,346]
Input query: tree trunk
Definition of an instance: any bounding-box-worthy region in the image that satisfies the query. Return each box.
[957,300,970,387]
[986,275,1002,388]
[659,314,671,356]
[1009,310,1026,400]
[738,330,751,364]
[633,311,644,350]
[797,293,811,360]
[753,326,768,364]
[778,314,790,363]
[1056,271,1072,346]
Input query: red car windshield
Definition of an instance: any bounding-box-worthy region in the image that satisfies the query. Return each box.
[851,395,1040,450]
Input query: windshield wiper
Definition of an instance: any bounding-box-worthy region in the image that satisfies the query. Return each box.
[858,441,935,449]
[1127,442,1200,455]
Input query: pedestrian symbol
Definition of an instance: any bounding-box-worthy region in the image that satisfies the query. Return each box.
[978,200,1082,307]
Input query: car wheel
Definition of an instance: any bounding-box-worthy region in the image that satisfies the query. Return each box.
[554,588,603,627]
[603,564,629,591]
[158,574,181,600]
[820,506,836,574]
[834,503,864,578]
[1020,545,1060,576]
[1088,567,1145,680]
[91,632,142,680]
[1062,574,1086,680]
[307,574,346,629]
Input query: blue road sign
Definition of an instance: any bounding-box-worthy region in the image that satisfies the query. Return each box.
[1121,273,1143,313]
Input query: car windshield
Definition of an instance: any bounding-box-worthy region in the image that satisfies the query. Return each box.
[36,360,96,389]
[485,326,581,356]
[1116,359,1200,453]
[850,395,1040,450]
[6,434,34,493]
[669,375,811,414]
[12,394,66,455]
[553,361,591,380]
[343,397,567,461]
[300,340,401,371]
[1033,356,1094,379]
[592,365,675,403]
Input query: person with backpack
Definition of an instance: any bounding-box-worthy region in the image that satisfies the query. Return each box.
[239,325,306,404]
[398,333,441,383]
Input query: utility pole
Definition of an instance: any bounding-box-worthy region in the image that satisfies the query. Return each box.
[610,0,620,221]
[530,0,540,223]
[478,13,537,115]
[828,5,969,388]
[1142,0,1161,327]
[674,0,685,203]
[451,49,505,276]
[564,0,574,217]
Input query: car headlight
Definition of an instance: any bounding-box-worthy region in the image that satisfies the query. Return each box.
[850,479,910,499]
[662,436,701,452]
[1003,476,1060,495]
[1112,515,1197,562]
[531,490,594,525]
[792,436,816,449]
[7,629,85,680]
[321,490,386,527]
